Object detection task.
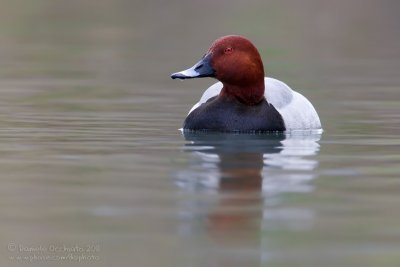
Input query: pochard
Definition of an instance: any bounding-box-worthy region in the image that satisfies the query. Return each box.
[171,35,321,132]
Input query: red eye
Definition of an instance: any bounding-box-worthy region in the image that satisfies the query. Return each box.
[224,47,233,54]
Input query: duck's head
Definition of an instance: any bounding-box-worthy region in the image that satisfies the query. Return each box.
[171,35,265,105]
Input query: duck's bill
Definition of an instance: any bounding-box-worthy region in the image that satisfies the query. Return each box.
[171,53,214,79]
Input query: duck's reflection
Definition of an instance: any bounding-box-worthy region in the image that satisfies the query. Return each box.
[177,131,321,267]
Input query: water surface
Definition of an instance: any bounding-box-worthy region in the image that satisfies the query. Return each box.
[0,1,400,266]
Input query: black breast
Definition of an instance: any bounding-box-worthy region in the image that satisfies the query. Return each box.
[183,95,286,132]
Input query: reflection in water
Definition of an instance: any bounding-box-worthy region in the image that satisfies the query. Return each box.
[177,132,321,266]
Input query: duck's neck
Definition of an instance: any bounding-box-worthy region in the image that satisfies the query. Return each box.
[220,80,265,105]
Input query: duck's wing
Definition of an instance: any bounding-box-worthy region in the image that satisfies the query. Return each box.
[266,77,321,130]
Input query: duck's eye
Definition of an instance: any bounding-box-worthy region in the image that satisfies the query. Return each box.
[224,47,233,54]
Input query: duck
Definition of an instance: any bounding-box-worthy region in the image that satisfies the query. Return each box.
[171,35,322,132]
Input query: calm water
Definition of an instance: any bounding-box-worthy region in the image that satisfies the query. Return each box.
[1,1,400,266]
